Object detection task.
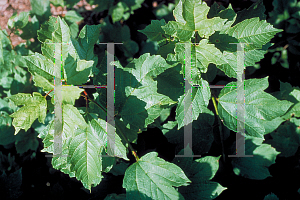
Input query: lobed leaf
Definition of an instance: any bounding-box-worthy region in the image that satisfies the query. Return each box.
[173,146,227,199]
[115,53,177,132]
[218,77,293,138]
[176,79,212,129]
[123,152,191,200]
[230,137,280,179]
[7,92,47,135]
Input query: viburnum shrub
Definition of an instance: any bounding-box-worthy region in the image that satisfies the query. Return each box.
[4,0,299,199]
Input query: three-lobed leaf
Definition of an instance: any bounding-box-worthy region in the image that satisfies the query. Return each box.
[218,77,293,138]
[173,0,227,38]
[230,136,280,179]
[173,146,227,199]
[123,152,191,200]
[38,106,118,190]
[114,53,177,132]
[7,92,47,135]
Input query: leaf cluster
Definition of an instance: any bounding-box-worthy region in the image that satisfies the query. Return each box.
[2,0,300,199]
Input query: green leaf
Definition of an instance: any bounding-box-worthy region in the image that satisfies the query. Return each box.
[0,96,18,114]
[0,30,11,51]
[156,63,184,102]
[123,152,191,200]
[122,0,144,11]
[267,118,300,157]
[83,101,134,160]
[7,92,47,135]
[154,3,175,22]
[277,80,300,103]
[208,32,238,53]
[0,111,15,146]
[173,0,186,24]
[172,40,226,73]
[64,59,94,85]
[36,18,100,85]
[64,10,83,23]
[218,77,293,138]
[38,104,88,154]
[261,116,285,134]
[63,10,83,38]
[230,137,280,179]
[210,36,272,78]
[61,86,84,105]
[0,77,14,89]
[68,22,80,38]
[8,11,29,29]
[216,49,266,78]
[10,66,32,96]
[276,81,300,119]
[99,17,139,59]
[115,53,177,131]
[25,57,87,103]
[23,53,55,81]
[162,21,194,41]
[115,118,137,157]
[37,16,70,43]
[225,17,283,51]
[121,40,139,58]
[68,122,104,191]
[31,111,54,134]
[174,0,227,38]
[217,5,236,32]
[184,0,226,37]
[264,193,279,200]
[268,0,298,28]
[109,2,128,23]
[139,39,159,56]
[48,85,84,105]
[173,146,227,199]
[37,105,129,190]
[207,2,226,18]
[20,15,39,40]
[233,0,266,26]
[15,129,39,155]
[157,40,176,59]
[176,79,212,129]
[109,161,130,176]
[32,72,54,92]
[63,11,83,38]
[138,19,168,42]
[30,0,51,22]
[39,113,120,190]
[73,24,101,60]
[50,0,65,7]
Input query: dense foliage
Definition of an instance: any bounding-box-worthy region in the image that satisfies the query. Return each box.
[1,0,300,199]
